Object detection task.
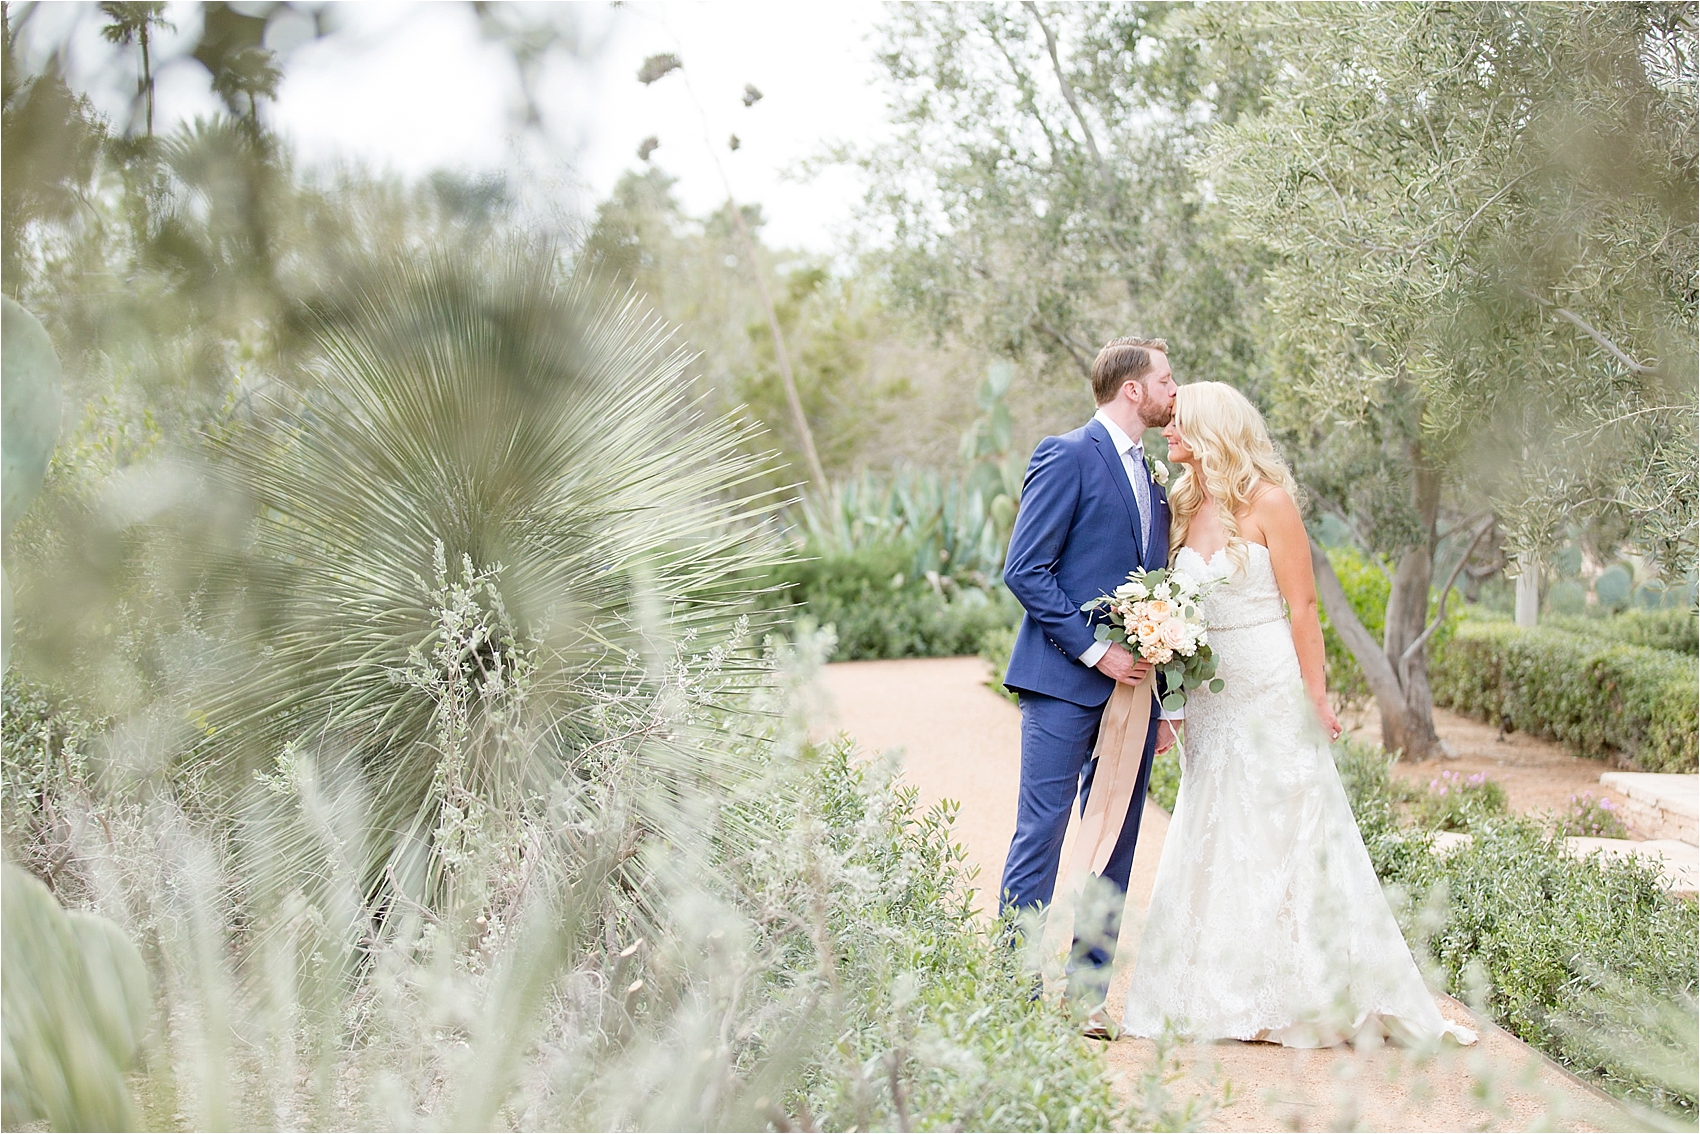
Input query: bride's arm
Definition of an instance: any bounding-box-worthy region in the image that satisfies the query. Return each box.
[1251,486,1344,740]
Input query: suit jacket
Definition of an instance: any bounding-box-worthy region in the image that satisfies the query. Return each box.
[1001,417,1171,707]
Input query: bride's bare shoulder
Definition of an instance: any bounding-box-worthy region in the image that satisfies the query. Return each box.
[1247,480,1298,516]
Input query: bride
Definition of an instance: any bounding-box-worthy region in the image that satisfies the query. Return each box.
[1120,382,1475,1048]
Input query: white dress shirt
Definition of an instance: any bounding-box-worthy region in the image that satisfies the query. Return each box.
[1079,409,1182,720]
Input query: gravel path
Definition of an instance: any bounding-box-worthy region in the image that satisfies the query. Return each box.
[813,656,1632,1132]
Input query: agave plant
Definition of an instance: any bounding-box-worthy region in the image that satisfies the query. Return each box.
[795,468,1010,588]
[189,247,786,917]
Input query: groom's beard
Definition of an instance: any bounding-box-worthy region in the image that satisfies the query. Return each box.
[1139,400,1174,429]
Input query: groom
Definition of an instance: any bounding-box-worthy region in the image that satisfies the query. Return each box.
[999,336,1179,1020]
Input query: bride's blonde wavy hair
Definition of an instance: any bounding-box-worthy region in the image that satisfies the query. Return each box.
[1167,382,1301,574]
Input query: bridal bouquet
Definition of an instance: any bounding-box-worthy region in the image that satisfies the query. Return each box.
[1083,567,1223,711]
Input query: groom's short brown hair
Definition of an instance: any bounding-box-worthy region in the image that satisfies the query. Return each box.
[1091,336,1169,405]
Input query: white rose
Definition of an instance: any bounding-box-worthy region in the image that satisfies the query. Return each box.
[1160,618,1188,648]
[1129,581,1149,600]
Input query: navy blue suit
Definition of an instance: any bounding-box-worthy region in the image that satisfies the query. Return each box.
[999,417,1170,999]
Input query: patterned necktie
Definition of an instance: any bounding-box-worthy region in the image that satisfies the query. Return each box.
[1130,441,1152,553]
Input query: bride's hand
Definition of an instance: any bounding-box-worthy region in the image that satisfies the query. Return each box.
[1313,695,1343,743]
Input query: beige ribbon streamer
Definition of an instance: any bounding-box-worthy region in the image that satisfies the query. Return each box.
[1068,669,1157,884]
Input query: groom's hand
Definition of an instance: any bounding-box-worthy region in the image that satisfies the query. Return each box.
[1094,643,1152,685]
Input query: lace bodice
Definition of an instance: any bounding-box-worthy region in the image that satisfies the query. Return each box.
[1175,543,1285,632]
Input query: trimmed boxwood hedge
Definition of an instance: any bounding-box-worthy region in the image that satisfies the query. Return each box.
[1544,608,1698,655]
[1431,619,1698,773]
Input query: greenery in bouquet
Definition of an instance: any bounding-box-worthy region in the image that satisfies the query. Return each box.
[1082,567,1222,712]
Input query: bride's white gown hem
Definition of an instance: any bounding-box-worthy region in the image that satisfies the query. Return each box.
[1120,543,1475,1049]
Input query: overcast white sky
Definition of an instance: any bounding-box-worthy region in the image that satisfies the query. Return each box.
[26,1,896,253]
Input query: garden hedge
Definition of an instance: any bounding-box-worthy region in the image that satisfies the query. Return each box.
[1543,608,1699,654]
[1431,620,1698,773]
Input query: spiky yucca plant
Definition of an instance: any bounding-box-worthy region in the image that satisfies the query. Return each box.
[190,248,785,915]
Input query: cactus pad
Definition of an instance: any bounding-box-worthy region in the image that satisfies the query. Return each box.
[2,297,63,537]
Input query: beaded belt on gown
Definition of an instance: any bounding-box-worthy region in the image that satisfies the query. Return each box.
[1206,606,1287,632]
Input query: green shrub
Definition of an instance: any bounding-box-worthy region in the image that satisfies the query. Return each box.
[1317,546,1389,706]
[1146,747,1181,814]
[1544,608,1699,654]
[1431,619,1699,772]
[775,547,1021,660]
[1412,769,1507,832]
[1333,743,1698,1118]
[1,676,96,881]
[978,622,1020,704]
[768,468,1025,661]
[800,743,1127,1130]
[1398,820,1697,1117]
[1317,545,1461,707]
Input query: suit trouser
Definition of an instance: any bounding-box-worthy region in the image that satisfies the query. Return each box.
[998,689,1159,1002]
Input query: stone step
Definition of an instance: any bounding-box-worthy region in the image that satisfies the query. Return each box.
[1598,772,1697,845]
[1428,830,1698,895]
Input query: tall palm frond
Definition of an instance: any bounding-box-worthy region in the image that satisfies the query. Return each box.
[188,246,787,914]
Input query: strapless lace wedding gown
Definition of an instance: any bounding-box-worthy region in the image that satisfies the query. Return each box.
[1121,543,1475,1048]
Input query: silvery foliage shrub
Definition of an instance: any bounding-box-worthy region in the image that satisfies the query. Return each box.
[16,622,1136,1131]
[1334,741,1698,1119]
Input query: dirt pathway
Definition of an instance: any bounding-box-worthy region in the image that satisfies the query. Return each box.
[813,656,1632,1132]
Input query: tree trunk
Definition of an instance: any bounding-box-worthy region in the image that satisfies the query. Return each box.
[1515,552,1540,627]
[1308,451,1449,761]
[1379,458,1445,758]
[142,32,154,137]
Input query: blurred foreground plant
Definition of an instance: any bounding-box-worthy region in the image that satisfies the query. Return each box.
[1,863,152,1130]
[4,234,1141,1128]
[13,628,1135,1131]
[183,248,784,919]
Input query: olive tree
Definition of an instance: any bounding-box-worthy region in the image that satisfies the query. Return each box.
[861,2,1273,391]
[1202,1,1697,757]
